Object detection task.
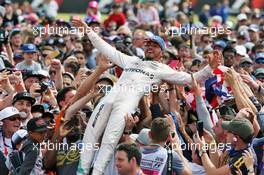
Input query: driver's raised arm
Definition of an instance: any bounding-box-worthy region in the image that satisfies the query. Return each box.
[87,30,139,68]
[159,64,213,85]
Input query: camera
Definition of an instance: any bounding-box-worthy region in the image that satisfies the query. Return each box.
[36,82,49,93]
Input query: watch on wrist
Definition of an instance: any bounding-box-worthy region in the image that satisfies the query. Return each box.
[198,150,206,157]
[247,167,254,173]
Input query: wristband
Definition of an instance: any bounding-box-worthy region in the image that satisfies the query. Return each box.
[247,167,254,173]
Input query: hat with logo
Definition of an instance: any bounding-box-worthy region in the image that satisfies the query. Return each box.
[0,107,26,120]
[145,35,166,51]
[12,92,36,105]
[27,117,48,132]
[22,43,37,53]
[222,117,254,142]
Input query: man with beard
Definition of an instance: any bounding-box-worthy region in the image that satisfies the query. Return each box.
[12,92,36,126]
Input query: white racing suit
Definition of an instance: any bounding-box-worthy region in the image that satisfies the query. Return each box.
[77,31,213,175]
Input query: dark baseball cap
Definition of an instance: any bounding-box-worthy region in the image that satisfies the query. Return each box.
[31,105,45,114]
[23,71,45,81]
[222,117,254,142]
[27,117,48,132]
[13,92,36,105]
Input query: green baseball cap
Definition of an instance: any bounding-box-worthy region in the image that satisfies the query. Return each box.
[221,117,253,142]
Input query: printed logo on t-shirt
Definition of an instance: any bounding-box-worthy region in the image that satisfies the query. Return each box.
[140,147,168,175]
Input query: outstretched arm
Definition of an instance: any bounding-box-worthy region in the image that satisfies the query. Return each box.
[72,19,139,68]
[160,51,222,85]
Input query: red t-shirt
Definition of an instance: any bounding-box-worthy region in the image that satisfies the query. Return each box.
[104,13,126,28]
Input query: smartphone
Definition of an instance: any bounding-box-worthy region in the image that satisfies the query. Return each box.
[197,121,204,137]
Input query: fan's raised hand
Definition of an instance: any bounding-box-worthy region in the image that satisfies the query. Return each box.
[71,18,92,34]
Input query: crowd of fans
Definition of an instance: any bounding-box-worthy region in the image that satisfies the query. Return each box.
[0,0,263,174]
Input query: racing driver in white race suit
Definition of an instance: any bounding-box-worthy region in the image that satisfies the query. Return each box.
[72,19,221,175]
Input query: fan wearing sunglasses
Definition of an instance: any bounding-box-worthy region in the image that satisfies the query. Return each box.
[0,107,26,158]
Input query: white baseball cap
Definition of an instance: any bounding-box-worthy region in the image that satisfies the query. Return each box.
[237,13,247,21]
[235,45,248,57]
[0,107,26,121]
[248,24,259,32]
